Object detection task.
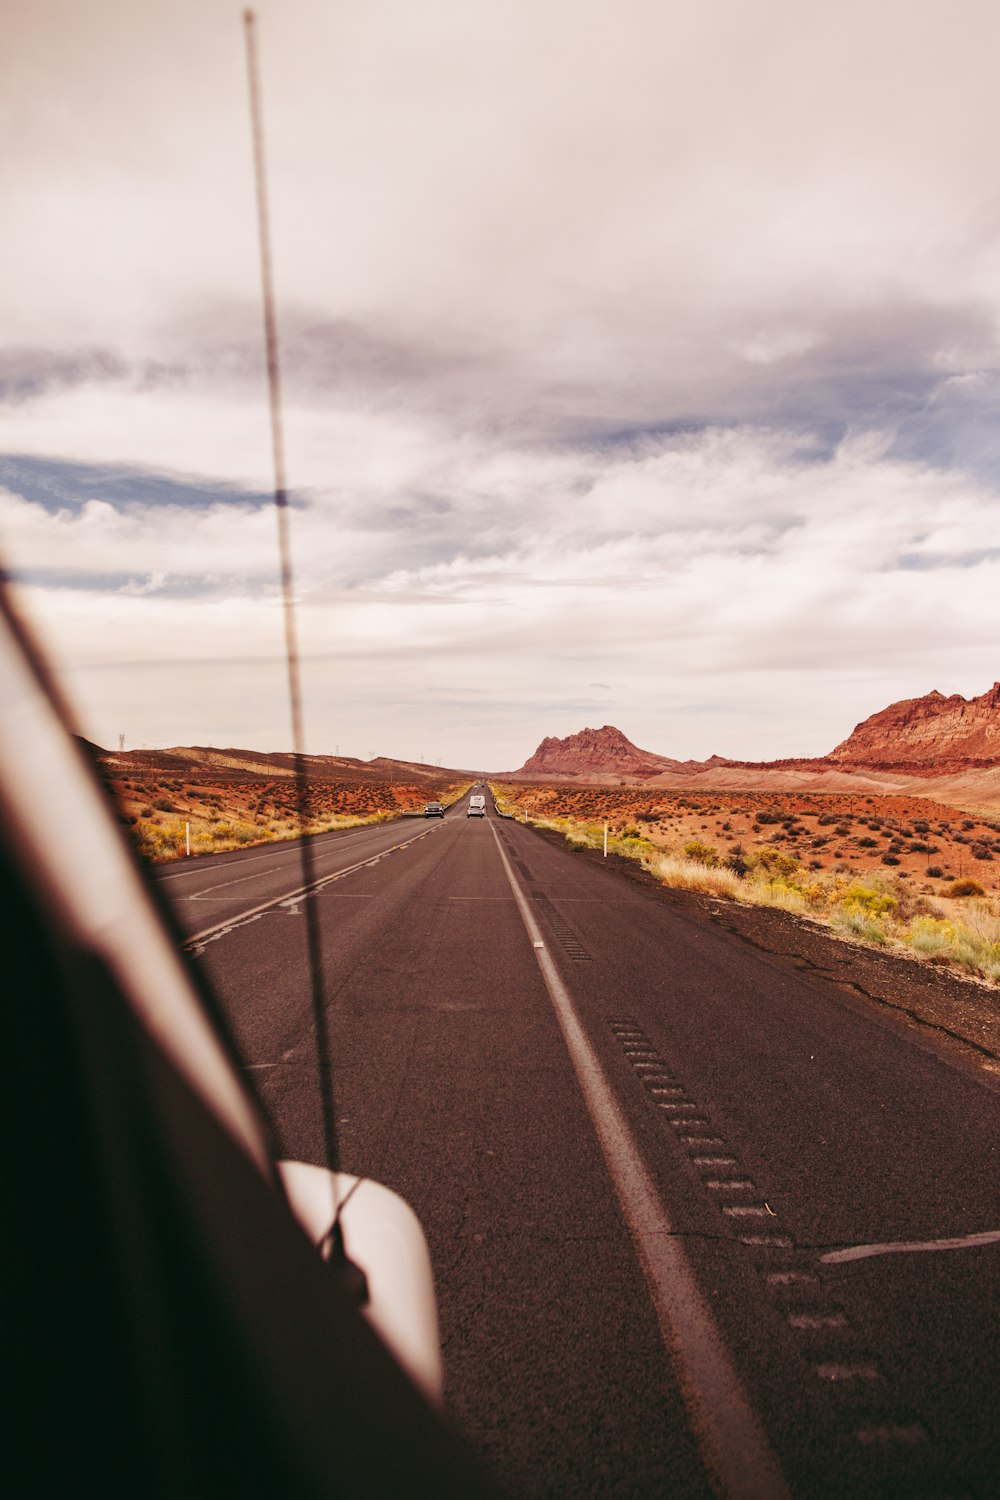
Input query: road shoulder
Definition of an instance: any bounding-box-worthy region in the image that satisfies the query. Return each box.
[525,828,1000,1082]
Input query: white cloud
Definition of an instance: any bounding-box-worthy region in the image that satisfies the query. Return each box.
[4,0,1000,766]
[5,419,998,765]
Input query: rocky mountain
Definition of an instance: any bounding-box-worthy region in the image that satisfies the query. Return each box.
[508,682,1000,788]
[513,725,702,781]
[829,683,1000,770]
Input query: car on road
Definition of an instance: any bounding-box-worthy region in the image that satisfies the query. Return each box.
[423,801,445,817]
[467,795,486,818]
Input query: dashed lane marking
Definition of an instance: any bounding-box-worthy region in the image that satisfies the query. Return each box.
[183,825,435,948]
[814,1362,882,1383]
[607,1017,959,1482]
[855,1424,928,1447]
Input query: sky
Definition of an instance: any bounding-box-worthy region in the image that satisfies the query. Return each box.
[2,0,999,770]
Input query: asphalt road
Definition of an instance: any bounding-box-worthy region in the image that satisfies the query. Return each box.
[162,794,1000,1498]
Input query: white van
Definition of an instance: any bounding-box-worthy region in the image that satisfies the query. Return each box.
[467,794,486,818]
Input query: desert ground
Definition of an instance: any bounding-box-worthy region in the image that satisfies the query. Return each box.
[96,752,471,860]
[491,783,1000,897]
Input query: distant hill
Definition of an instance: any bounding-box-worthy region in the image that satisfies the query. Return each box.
[95,744,476,785]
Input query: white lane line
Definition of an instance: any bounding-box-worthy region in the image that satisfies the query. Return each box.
[184,834,408,900]
[154,825,379,882]
[821,1227,1000,1265]
[182,826,433,947]
[489,820,789,1500]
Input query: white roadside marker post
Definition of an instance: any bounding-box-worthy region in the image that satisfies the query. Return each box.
[186,821,191,857]
[604,822,608,858]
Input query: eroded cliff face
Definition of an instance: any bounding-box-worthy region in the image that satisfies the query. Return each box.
[829,683,1000,768]
[510,683,1000,784]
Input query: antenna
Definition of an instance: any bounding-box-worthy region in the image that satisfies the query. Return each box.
[243,11,342,1218]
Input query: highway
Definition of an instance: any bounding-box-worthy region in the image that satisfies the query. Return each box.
[158,790,1000,1498]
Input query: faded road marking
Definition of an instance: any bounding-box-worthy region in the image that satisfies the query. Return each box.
[821,1227,1000,1265]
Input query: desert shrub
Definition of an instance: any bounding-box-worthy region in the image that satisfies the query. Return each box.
[748,846,799,879]
[838,884,897,917]
[831,907,890,945]
[683,840,720,866]
[908,912,1000,979]
[758,880,807,913]
[948,879,986,898]
[908,916,955,958]
[926,866,943,878]
[882,854,901,866]
[857,837,878,848]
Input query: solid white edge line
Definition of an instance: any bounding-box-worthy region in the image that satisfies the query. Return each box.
[489,819,789,1500]
[183,825,434,946]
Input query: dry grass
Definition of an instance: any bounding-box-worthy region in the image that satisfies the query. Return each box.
[643,855,745,899]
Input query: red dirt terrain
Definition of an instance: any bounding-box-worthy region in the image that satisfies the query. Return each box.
[84,742,474,859]
[494,783,1000,895]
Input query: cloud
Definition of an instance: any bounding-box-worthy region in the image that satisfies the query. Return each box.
[4,0,1000,766]
[4,417,998,765]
